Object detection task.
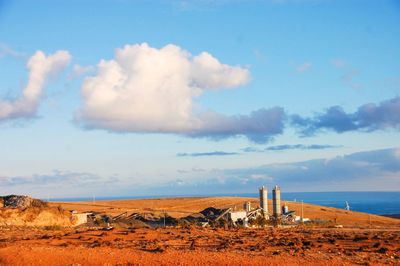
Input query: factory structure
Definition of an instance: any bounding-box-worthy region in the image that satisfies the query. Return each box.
[217,185,303,227]
[67,185,305,229]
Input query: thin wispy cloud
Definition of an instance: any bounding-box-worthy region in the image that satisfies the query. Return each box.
[296,62,312,73]
[2,148,399,195]
[177,151,239,157]
[223,148,400,191]
[242,144,339,152]
[0,43,25,59]
[165,148,400,193]
[331,58,346,68]
[0,170,123,198]
[341,69,362,89]
[241,147,263,153]
[181,144,339,157]
[265,144,340,151]
[253,48,267,62]
[0,170,117,187]
[331,58,362,89]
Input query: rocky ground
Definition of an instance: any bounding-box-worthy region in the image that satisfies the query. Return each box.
[0,226,399,265]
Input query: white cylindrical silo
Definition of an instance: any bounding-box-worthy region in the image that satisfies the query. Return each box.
[259,186,268,215]
[244,201,251,212]
[272,185,281,217]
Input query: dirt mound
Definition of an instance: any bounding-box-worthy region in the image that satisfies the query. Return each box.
[127,219,150,228]
[0,195,47,209]
[183,212,207,223]
[0,195,75,227]
[200,207,224,217]
[0,206,75,227]
[127,213,178,227]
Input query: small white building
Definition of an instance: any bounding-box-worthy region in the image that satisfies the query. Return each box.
[228,211,247,223]
[72,212,91,226]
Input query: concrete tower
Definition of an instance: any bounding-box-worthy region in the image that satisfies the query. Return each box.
[244,201,251,212]
[272,185,281,217]
[259,186,268,215]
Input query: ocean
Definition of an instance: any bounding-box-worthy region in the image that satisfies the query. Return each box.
[265,191,400,216]
[48,191,400,216]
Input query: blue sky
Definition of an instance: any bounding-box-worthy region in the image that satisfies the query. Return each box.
[0,0,399,198]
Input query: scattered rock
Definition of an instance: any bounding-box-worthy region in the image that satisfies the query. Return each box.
[373,242,380,248]
[353,235,368,242]
[328,238,336,244]
[0,195,47,209]
[377,247,388,254]
[89,241,101,248]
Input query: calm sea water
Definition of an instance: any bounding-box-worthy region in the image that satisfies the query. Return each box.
[48,191,400,216]
[268,192,400,215]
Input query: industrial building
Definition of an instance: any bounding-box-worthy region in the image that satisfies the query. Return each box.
[73,184,304,229]
[213,184,300,227]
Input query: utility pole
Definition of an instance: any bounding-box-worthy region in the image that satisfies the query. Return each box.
[369,214,371,228]
[163,210,166,228]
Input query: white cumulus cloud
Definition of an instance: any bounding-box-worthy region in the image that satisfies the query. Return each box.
[0,50,71,121]
[77,43,285,143]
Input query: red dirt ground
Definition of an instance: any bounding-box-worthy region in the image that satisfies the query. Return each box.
[0,226,399,265]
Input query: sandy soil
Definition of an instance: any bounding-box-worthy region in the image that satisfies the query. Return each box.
[0,206,74,227]
[0,197,399,265]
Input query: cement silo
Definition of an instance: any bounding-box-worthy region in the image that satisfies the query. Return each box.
[272,185,281,217]
[244,201,251,212]
[259,186,268,215]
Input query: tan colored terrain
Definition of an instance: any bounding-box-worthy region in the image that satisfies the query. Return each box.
[0,196,399,265]
[0,206,74,227]
[51,197,400,227]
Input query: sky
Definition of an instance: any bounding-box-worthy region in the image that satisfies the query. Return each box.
[0,0,399,198]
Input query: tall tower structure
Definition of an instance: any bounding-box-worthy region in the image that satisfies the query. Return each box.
[259,186,268,215]
[244,201,251,212]
[272,185,281,217]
